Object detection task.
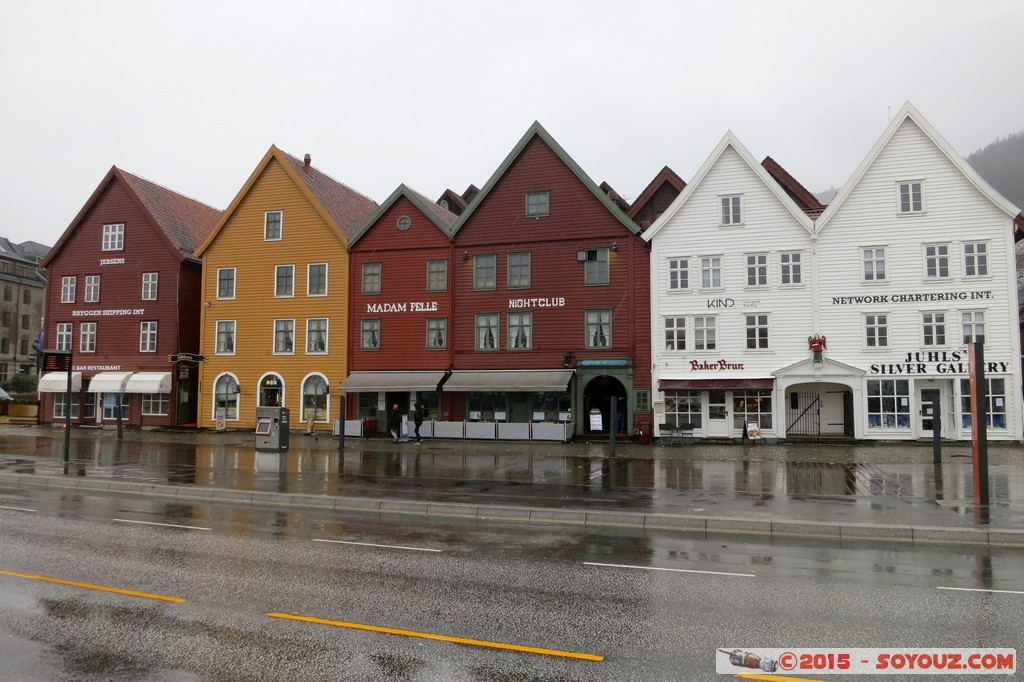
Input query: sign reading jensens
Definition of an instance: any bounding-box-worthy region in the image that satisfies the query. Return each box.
[870,350,1009,375]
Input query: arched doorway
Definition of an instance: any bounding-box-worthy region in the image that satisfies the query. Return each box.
[259,373,284,408]
[583,375,628,434]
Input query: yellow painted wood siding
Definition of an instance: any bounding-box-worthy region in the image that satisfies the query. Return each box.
[198,158,349,429]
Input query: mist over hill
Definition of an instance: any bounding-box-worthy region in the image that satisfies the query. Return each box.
[967,131,1024,210]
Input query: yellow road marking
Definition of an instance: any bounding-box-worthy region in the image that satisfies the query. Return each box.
[266,612,604,661]
[737,674,828,681]
[0,568,185,603]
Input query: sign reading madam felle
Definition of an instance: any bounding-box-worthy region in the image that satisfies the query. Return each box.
[871,350,1008,376]
[366,301,438,313]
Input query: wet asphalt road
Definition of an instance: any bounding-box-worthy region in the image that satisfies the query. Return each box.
[1,485,1022,681]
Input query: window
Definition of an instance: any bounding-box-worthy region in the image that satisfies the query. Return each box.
[302,375,329,423]
[664,391,702,428]
[475,313,499,350]
[213,374,240,421]
[664,317,686,350]
[61,276,76,303]
[21,314,28,330]
[1,312,8,327]
[635,390,651,414]
[780,252,802,285]
[863,247,886,282]
[898,181,923,214]
[746,254,767,287]
[264,211,282,240]
[865,314,888,348]
[139,321,157,352]
[22,289,30,304]
[694,316,716,350]
[357,393,377,419]
[361,319,380,350]
[963,242,988,277]
[962,311,985,344]
[0,339,7,353]
[474,255,496,290]
[54,392,81,419]
[217,268,235,299]
[720,195,742,225]
[102,394,130,420]
[745,314,769,349]
[924,244,949,279]
[275,265,294,297]
[508,252,531,289]
[56,323,72,351]
[3,286,10,302]
[508,312,532,350]
[668,258,688,290]
[426,260,447,292]
[922,312,946,346]
[525,191,549,217]
[102,223,124,251]
[307,263,327,296]
[586,309,611,349]
[306,318,328,353]
[84,275,100,303]
[584,248,610,286]
[142,272,158,300]
[733,390,772,429]
[273,319,294,353]
[19,339,27,355]
[700,256,721,289]
[361,263,381,294]
[867,379,911,429]
[215,321,235,354]
[80,322,96,353]
[960,378,1007,429]
[427,317,447,349]
[142,394,169,416]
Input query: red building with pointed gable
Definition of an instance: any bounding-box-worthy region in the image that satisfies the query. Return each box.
[38,167,220,427]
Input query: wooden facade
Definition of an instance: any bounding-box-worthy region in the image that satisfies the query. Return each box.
[194,147,376,430]
[38,167,220,427]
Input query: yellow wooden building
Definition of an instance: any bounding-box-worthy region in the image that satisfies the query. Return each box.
[194,147,377,430]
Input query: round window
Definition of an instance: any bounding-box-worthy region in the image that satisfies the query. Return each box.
[397,215,411,231]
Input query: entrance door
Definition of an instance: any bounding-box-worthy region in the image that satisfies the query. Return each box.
[919,387,942,439]
[707,390,730,437]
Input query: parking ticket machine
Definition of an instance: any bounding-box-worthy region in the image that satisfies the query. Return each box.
[255,406,290,452]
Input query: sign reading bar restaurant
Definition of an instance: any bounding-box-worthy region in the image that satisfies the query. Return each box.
[366,301,438,313]
[871,350,1009,375]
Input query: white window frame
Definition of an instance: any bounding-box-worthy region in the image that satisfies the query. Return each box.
[361,318,380,350]
[142,272,158,301]
[306,318,328,354]
[475,312,499,350]
[923,244,950,280]
[142,393,169,416]
[745,253,768,288]
[508,311,533,350]
[865,313,889,348]
[215,320,236,355]
[275,264,294,298]
[668,258,689,290]
[693,316,716,351]
[361,262,381,295]
[80,322,96,353]
[139,321,158,352]
[745,313,769,349]
[863,247,887,282]
[963,242,989,278]
[427,317,447,350]
[700,256,722,289]
[780,251,802,285]
[84,275,100,303]
[961,310,985,344]
[213,372,240,421]
[897,180,924,214]
[426,260,447,292]
[264,211,283,240]
[307,263,328,297]
[664,316,686,351]
[922,311,946,347]
[720,195,742,225]
[56,322,72,351]
[61,276,76,303]
[102,223,124,251]
[525,191,550,217]
[273,319,295,354]
[216,268,236,299]
[585,309,612,349]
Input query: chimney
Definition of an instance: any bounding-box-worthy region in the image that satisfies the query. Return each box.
[303,154,312,175]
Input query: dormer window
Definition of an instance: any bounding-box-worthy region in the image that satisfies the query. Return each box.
[720,195,742,225]
[898,181,923,214]
[525,191,549,217]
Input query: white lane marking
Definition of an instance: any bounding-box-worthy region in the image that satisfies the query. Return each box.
[314,538,441,553]
[0,505,37,512]
[937,586,1024,595]
[114,518,211,531]
[584,561,755,578]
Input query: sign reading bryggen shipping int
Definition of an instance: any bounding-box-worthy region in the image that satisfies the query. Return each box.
[871,351,1009,376]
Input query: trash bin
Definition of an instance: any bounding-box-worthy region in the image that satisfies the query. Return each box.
[255,406,290,452]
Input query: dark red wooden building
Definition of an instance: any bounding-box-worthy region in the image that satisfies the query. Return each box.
[443,122,653,440]
[38,166,221,427]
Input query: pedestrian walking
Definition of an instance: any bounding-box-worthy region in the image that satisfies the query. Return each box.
[388,404,402,443]
[413,402,424,443]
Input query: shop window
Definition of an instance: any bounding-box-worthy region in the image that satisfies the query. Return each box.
[866,379,910,429]
[102,394,130,420]
[302,374,329,423]
[142,394,169,416]
[732,390,772,429]
[960,378,1007,429]
[214,374,239,420]
[664,391,701,428]
[53,392,81,419]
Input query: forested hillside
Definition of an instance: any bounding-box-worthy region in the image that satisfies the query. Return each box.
[967,131,1024,209]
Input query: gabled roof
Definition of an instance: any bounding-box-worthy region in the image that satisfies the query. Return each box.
[42,166,221,269]
[760,156,825,215]
[450,121,639,236]
[195,146,377,257]
[817,102,1023,230]
[599,181,631,212]
[626,166,686,220]
[642,131,815,242]
[436,188,469,215]
[350,184,458,247]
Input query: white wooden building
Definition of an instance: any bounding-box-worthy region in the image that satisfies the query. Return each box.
[646,103,1023,442]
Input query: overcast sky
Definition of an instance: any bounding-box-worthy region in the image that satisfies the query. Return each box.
[3,0,1022,248]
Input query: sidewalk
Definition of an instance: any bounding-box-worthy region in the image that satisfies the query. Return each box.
[0,424,1022,547]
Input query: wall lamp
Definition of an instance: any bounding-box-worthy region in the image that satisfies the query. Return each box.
[610,242,618,252]
[562,352,576,369]
[462,251,470,261]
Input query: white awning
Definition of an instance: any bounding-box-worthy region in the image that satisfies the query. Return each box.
[338,371,446,392]
[87,372,134,393]
[125,372,172,394]
[38,372,82,393]
[442,369,574,392]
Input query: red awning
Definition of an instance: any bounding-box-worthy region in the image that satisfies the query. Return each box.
[659,378,774,390]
